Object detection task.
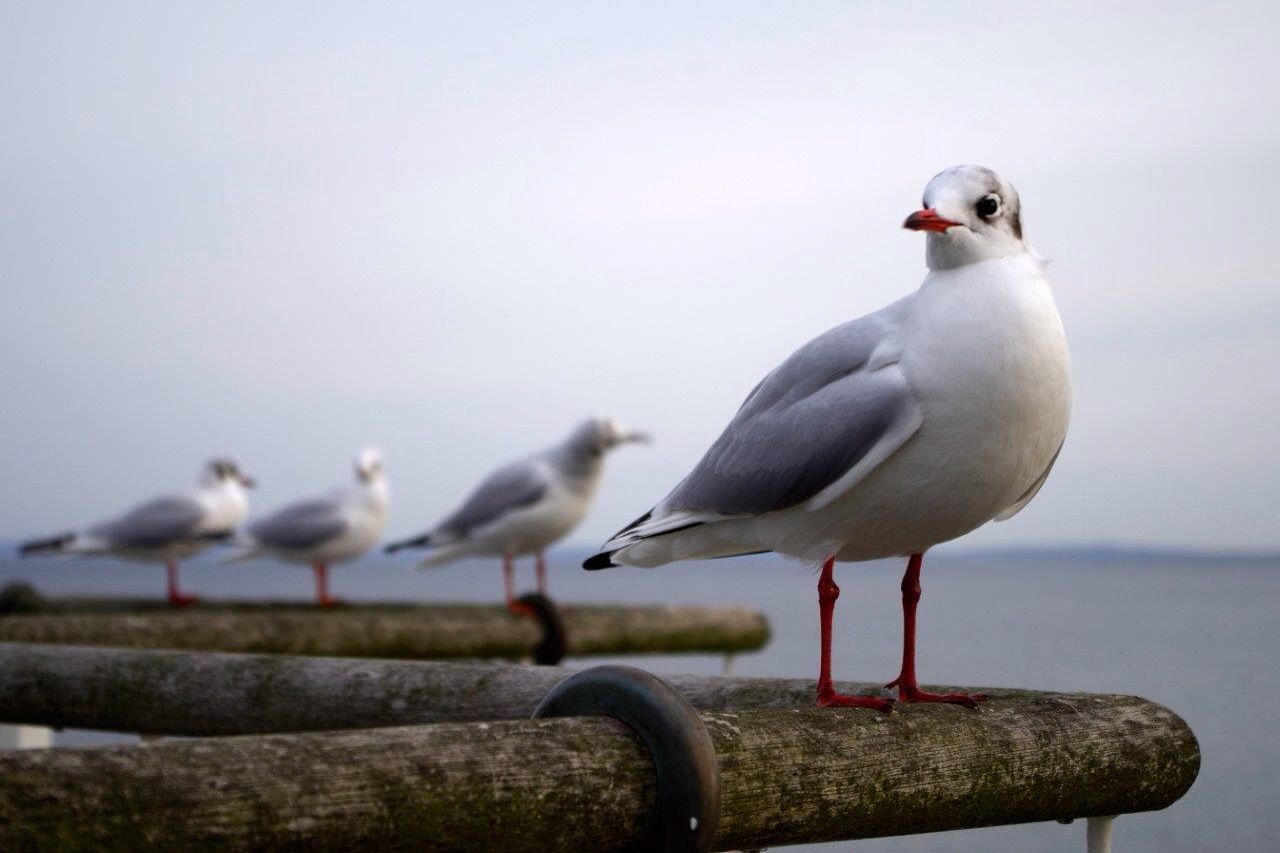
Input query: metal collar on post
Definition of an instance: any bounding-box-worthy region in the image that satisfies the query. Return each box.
[533,665,721,853]
[514,593,567,665]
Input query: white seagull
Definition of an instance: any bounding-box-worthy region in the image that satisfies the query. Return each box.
[235,448,389,607]
[587,165,1072,711]
[19,458,256,606]
[385,418,648,610]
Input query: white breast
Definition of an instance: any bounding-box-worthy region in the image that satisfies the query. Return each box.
[855,255,1070,553]
[783,255,1073,562]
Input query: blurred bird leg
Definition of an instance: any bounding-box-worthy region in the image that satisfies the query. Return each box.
[312,562,339,609]
[165,560,197,608]
[503,552,534,616]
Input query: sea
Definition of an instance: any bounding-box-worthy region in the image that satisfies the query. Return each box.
[1,547,1276,852]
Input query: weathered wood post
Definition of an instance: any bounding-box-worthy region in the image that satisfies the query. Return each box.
[0,642,1148,735]
[0,674,1200,850]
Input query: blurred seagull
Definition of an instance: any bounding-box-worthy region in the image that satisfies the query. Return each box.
[385,418,648,610]
[234,448,389,607]
[19,458,255,606]
[587,166,1072,711]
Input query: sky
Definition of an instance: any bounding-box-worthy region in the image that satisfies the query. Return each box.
[2,1,1277,550]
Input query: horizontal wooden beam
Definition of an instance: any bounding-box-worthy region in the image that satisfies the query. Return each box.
[0,589,769,660]
[0,686,1199,850]
[0,642,965,734]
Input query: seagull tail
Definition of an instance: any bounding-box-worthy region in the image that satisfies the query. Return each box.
[588,506,766,569]
[414,543,468,569]
[220,541,263,564]
[18,532,76,556]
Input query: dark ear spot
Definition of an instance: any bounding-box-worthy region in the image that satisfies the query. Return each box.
[1009,208,1022,240]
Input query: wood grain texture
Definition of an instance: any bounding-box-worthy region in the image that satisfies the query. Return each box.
[0,698,1198,850]
[0,643,1072,735]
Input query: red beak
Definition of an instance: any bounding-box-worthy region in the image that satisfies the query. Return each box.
[903,208,962,233]
[239,474,257,489]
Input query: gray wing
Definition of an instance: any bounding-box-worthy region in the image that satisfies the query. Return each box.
[251,499,349,550]
[436,461,550,539]
[664,311,922,517]
[93,496,206,547]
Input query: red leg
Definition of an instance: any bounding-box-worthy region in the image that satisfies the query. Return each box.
[312,563,339,609]
[816,555,894,712]
[504,553,533,616]
[885,552,986,708]
[165,560,197,608]
[535,551,548,596]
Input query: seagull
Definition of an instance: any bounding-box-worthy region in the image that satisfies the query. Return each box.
[586,165,1072,711]
[385,418,648,610]
[19,458,255,606]
[234,448,389,608]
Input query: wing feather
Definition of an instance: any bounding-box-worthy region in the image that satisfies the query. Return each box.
[93,496,206,547]
[601,308,921,554]
[435,461,550,540]
[251,499,349,550]
[666,312,920,516]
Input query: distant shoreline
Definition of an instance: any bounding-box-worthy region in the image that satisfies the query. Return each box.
[3,540,1277,566]
[933,544,1280,564]
[549,542,1280,565]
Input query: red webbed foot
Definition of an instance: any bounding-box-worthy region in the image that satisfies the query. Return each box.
[167,593,199,608]
[885,677,987,709]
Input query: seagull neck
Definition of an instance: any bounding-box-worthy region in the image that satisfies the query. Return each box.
[920,251,1041,290]
[926,234,1030,271]
[200,480,248,513]
[550,441,605,488]
[355,477,391,512]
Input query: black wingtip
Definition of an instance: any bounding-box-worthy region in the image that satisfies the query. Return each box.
[18,532,74,556]
[582,551,617,571]
[385,534,430,555]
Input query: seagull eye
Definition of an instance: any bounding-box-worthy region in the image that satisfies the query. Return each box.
[976,195,1000,218]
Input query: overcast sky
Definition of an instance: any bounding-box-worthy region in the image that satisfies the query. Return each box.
[2,1,1277,550]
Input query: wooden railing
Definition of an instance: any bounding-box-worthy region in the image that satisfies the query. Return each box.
[0,643,1199,851]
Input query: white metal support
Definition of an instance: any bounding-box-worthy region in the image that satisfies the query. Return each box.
[1087,815,1116,853]
[0,724,54,750]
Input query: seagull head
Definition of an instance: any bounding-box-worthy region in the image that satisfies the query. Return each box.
[354,447,386,483]
[202,457,256,489]
[575,417,651,456]
[904,165,1027,270]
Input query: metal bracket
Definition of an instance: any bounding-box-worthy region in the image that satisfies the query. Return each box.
[533,665,721,852]
[0,582,43,615]
[514,593,567,665]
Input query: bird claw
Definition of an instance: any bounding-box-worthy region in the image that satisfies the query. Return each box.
[895,684,987,709]
[817,688,895,713]
[167,594,199,608]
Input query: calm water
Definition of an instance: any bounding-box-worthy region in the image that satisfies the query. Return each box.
[2,548,1276,852]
